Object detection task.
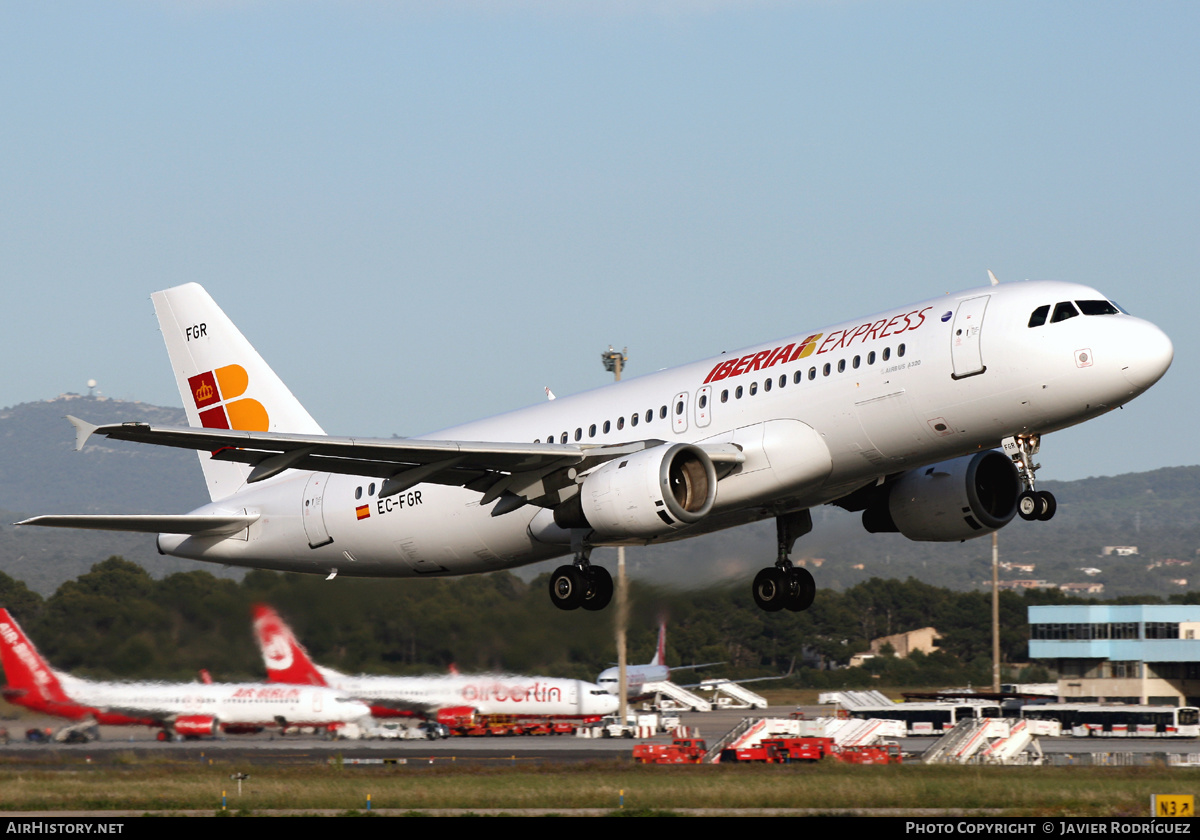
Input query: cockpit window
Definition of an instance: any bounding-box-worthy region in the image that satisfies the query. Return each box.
[1028,305,1050,328]
[1076,299,1120,316]
[1050,301,1079,323]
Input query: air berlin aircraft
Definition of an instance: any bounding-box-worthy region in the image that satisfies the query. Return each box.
[19,277,1172,613]
[0,609,372,739]
[253,604,617,723]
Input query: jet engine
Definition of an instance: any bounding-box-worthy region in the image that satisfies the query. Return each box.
[173,715,219,737]
[554,443,717,539]
[862,450,1020,541]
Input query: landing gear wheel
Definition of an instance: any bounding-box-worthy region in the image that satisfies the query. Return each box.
[752,567,788,612]
[548,565,587,611]
[1036,490,1057,521]
[784,567,815,612]
[581,566,613,611]
[1017,491,1040,521]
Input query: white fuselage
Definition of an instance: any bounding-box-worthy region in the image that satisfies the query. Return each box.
[157,280,1173,577]
[55,673,372,728]
[313,667,618,718]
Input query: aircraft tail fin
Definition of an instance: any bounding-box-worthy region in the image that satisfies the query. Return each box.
[650,618,667,668]
[0,610,78,714]
[251,604,328,687]
[151,284,325,501]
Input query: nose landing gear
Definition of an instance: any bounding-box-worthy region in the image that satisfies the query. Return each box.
[751,510,816,613]
[1004,433,1057,521]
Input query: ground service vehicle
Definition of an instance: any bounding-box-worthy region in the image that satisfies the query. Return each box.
[1018,704,1200,737]
[633,738,708,764]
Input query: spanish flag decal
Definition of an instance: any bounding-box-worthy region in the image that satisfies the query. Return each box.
[356,505,370,521]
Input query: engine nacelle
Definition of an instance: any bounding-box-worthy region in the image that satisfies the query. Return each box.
[863,450,1020,542]
[554,444,717,539]
[173,715,219,737]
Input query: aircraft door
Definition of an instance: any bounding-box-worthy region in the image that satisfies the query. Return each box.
[302,473,334,548]
[695,386,712,428]
[950,295,990,379]
[672,392,689,434]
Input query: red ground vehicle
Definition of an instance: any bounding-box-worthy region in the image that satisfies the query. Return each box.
[838,743,902,764]
[722,737,902,765]
[633,738,708,764]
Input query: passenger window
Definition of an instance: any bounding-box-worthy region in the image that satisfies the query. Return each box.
[898,344,905,357]
[368,483,376,495]
[794,370,802,384]
[589,424,596,438]
[883,348,891,361]
[603,421,611,434]
[837,359,846,373]
[763,378,772,392]
[735,386,743,399]
[631,413,639,426]
[699,394,708,408]
[778,374,786,388]
[675,400,684,414]
[749,382,758,396]
[823,363,831,376]
[560,432,568,443]
[721,390,729,403]
[1051,301,1079,323]
[660,405,667,419]
[574,428,582,441]
[617,417,624,430]
[1028,305,1050,327]
[852,355,860,369]
[355,487,362,500]
[645,409,653,423]
[867,351,876,365]
[808,367,816,380]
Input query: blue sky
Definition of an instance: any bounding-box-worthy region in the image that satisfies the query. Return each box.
[2,1,1196,481]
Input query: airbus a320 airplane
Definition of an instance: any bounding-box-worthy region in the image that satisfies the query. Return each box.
[19,278,1172,613]
[0,609,372,739]
[253,604,618,722]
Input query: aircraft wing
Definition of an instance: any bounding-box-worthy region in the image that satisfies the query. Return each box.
[14,514,258,536]
[57,416,745,511]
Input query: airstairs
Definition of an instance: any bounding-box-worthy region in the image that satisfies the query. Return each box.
[818,690,895,711]
[698,678,768,709]
[701,716,904,763]
[642,680,712,712]
[921,717,1058,765]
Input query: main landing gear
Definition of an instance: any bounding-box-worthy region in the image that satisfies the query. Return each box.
[751,510,816,613]
[548,545,613,612]
[1004,433,1057,522]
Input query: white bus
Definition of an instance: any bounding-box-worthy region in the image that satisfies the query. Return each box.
[1018,704,1200,738]
[849,703,1003,735]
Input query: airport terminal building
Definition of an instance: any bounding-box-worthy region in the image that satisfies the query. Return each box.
[1028,605,1200,706]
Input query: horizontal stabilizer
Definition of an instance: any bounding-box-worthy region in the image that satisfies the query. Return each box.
[15,514,259,536]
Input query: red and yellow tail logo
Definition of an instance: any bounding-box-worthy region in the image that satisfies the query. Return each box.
[790,334,823,361]
[188,364,269,431]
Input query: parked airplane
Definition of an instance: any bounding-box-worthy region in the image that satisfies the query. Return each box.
[19,279,1172,613]
[0,609,372,739]
[252,604,618,721]
[597,622,720,698]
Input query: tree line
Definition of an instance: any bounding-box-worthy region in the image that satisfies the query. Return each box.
[2,557,1198,690]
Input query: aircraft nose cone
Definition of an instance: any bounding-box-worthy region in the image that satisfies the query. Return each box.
[1121,320,1174,392]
